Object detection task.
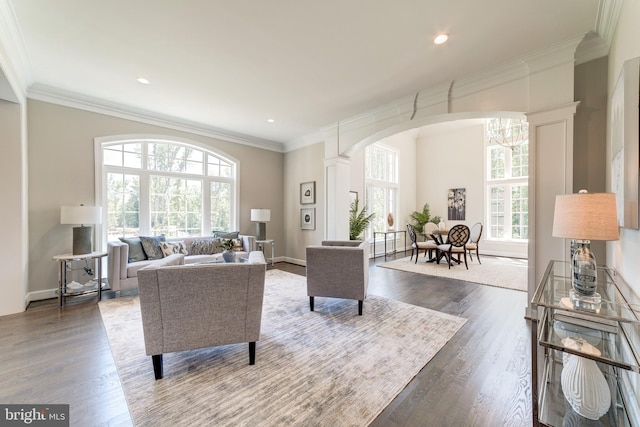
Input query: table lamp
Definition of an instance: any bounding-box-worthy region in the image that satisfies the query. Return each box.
[552,190,619,308]
[251,208,271,241]
[61,205,102,255]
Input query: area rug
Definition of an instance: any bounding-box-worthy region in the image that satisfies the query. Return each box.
[99,269,466,426]
[378,255,527,292]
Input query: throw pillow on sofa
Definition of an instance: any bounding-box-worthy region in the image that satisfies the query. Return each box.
[118,237,147,262]
[159,241,188,257]
[139,235,167,260]
[190,239,221,255]
[213,231,239,239]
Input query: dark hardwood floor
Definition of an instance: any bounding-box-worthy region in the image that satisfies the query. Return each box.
[0,254,531,426]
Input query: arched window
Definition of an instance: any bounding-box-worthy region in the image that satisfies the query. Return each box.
[96,136,238,243]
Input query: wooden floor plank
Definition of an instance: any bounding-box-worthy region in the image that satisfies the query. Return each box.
[0,255,531,426]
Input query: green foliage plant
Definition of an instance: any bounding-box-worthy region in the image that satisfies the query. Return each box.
[410,203,440,239]
[349,198,375,240]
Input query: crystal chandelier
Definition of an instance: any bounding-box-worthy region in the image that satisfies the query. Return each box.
[487,118,528,150]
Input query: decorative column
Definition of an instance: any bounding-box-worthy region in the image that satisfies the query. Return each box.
[324,156,351,240]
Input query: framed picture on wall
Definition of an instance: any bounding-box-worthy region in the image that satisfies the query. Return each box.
[447,188,466,220]
[350,191,358,204]
[300,181,316,205]
[301,208,315,230]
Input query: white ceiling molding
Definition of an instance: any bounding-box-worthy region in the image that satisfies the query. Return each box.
[595,0,623,47]
[286,36,585,154]
[0,0,33,100]
[28,83,285,153]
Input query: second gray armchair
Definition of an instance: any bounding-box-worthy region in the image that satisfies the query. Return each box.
[305,240,369,315]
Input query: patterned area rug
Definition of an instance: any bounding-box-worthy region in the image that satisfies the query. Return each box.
[379,255,528,292]
[99,270,466,426]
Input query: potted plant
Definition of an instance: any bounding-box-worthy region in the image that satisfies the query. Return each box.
[349,198,375,240]
[221,238,236,263]
[410,203,441,239]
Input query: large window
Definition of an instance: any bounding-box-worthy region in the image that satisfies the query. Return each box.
[486,124,529,241]
[365,143,398,240]
[100,138,237,241]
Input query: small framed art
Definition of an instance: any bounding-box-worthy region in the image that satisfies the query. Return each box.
[301,208,315,230]
[300,181,316,205]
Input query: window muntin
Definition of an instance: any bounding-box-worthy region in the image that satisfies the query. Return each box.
[106,173,140,240]
[365,143,398,240]
[102,139,236,240]
[485,121,529,242]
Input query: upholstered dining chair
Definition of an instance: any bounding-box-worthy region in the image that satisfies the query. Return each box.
[466,222,483,264]
[423,222,439,241]
[407,224,437,264]
[436,224,470,269]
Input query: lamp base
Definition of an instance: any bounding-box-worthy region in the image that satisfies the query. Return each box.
[72,226,93,255]
[570,289,602,312]
[256,223,266,241]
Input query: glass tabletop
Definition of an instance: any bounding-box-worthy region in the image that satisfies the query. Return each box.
[532,260,640,324]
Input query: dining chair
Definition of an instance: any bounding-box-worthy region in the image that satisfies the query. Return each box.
[407,224,437,264]
[436,224,470,269]
[423,222,438,241]
[466,222,483,264]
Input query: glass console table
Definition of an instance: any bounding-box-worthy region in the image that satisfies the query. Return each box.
[372,230,407,260]
[531,260,640,426]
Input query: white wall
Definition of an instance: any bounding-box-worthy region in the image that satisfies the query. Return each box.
[607,0,640,296]
[0,100,28,315]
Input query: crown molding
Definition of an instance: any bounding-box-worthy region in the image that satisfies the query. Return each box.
[596,0,623,47]
[0,0,34,100]
[28,83,285,152]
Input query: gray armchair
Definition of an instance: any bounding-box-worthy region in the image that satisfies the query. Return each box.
[305,240,369,315]
[137,252,266,379]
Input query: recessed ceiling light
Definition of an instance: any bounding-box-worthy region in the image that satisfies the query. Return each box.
[136,77,150,85]
[267,119,275,123]
[434,34,448,45]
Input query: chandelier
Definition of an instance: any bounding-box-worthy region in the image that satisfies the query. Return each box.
[487,118,528,150]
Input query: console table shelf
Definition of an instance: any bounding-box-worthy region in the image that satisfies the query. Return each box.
[531,260,640,427]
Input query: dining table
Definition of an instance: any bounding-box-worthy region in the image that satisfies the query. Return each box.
[429,228,462,265]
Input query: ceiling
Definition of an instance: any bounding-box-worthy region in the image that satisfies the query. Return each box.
[4,0,610,149]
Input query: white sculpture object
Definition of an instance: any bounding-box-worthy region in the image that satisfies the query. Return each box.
[561,353,611,420]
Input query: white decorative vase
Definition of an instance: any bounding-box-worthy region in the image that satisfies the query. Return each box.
[561,354,611,420]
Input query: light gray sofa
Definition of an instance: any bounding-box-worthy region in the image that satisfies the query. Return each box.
[305,240,369,315]
[137,251,267,379]
[107,234,255,291]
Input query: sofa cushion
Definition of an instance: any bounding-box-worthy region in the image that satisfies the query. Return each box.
[190,238,221,255]
[119,237,147,262]
[140,235,167,260]
[160,241,188,257]
[140,253,185,270]
[213,231,239,239]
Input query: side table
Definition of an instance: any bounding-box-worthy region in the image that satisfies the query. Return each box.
[255,240,275,267]
[373,230,407,260]
[53,251,108,307]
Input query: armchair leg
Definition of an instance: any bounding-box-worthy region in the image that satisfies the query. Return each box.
[309,296,315,312]
[249,342,256,365]
[463,252,468,269]
[476,249,481,264]
[152,354,163,380]
[358,300,363,316]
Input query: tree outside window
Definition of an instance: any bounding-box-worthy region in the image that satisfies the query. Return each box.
[102,139,236,241]
[365,143,398,240]
[486,120,529,242]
